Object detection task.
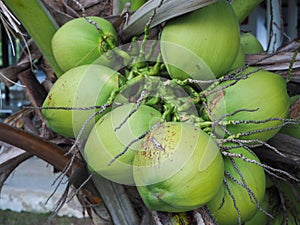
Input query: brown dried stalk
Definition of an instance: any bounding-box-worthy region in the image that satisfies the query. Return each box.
[0,122,81,175]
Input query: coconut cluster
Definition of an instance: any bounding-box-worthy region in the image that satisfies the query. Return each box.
[41,1,297,224]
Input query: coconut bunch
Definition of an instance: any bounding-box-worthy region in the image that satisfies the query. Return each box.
[40,0,299,224]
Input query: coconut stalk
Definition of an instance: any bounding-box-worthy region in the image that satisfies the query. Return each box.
[2,0,64,76]
[0,123,81,175]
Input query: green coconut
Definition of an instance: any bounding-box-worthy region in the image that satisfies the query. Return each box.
[42,64,119,138]
[52,16,118,74]
[229,43,246,71]
[133,122,224,212]
[84,103,161,185]
[240,32,264,54]
[245,190,271,225]
[160,0,240,80]
[208,146,266,225]
[205,67,290,141]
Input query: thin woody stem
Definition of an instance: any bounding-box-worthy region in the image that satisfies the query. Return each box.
[226,158,273,218]
[220,138,286,158]
[71,0,104,34]
[27,105,107,111]
[71,0,87,17]
[228,122,293,140]
[225,170,272,219]
[136,0,165,63]
[66,173,93,203]
[108,121,161,166]
[114,90,147,132]
[202,68,260,97]
[152,211,164,225]
[52,152,78,189]
[264,168,287,181]
[70,0,132,64]
[202,101,232,136]
[186,75,241,87]
[222,151,300,182]
[223,177,242,225]
[222,117,298,126]
[66,103,112,155]
[215,108,259,124]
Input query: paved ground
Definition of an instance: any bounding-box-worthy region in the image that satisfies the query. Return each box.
[0,157,85,218]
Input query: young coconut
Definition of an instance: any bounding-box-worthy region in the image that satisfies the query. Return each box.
[160,0,240,80]
[84,103,161,185]
[240,32,264,54]
[133,122,224,212]
[205,67,290,141]
[42,64,120,138]
[51,16,119,74]
[207,146,266,225]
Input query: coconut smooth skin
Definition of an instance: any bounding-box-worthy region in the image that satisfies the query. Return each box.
[42,64,119,138]
[51,16,118,73]
[84,103,162,185]
[205,67,290,141]
[240,32,264,54]
[244,191,270,225]
[133,122,224,212]
[208,146,266,225]
[229,43,246,71]
[160,0,240,80]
